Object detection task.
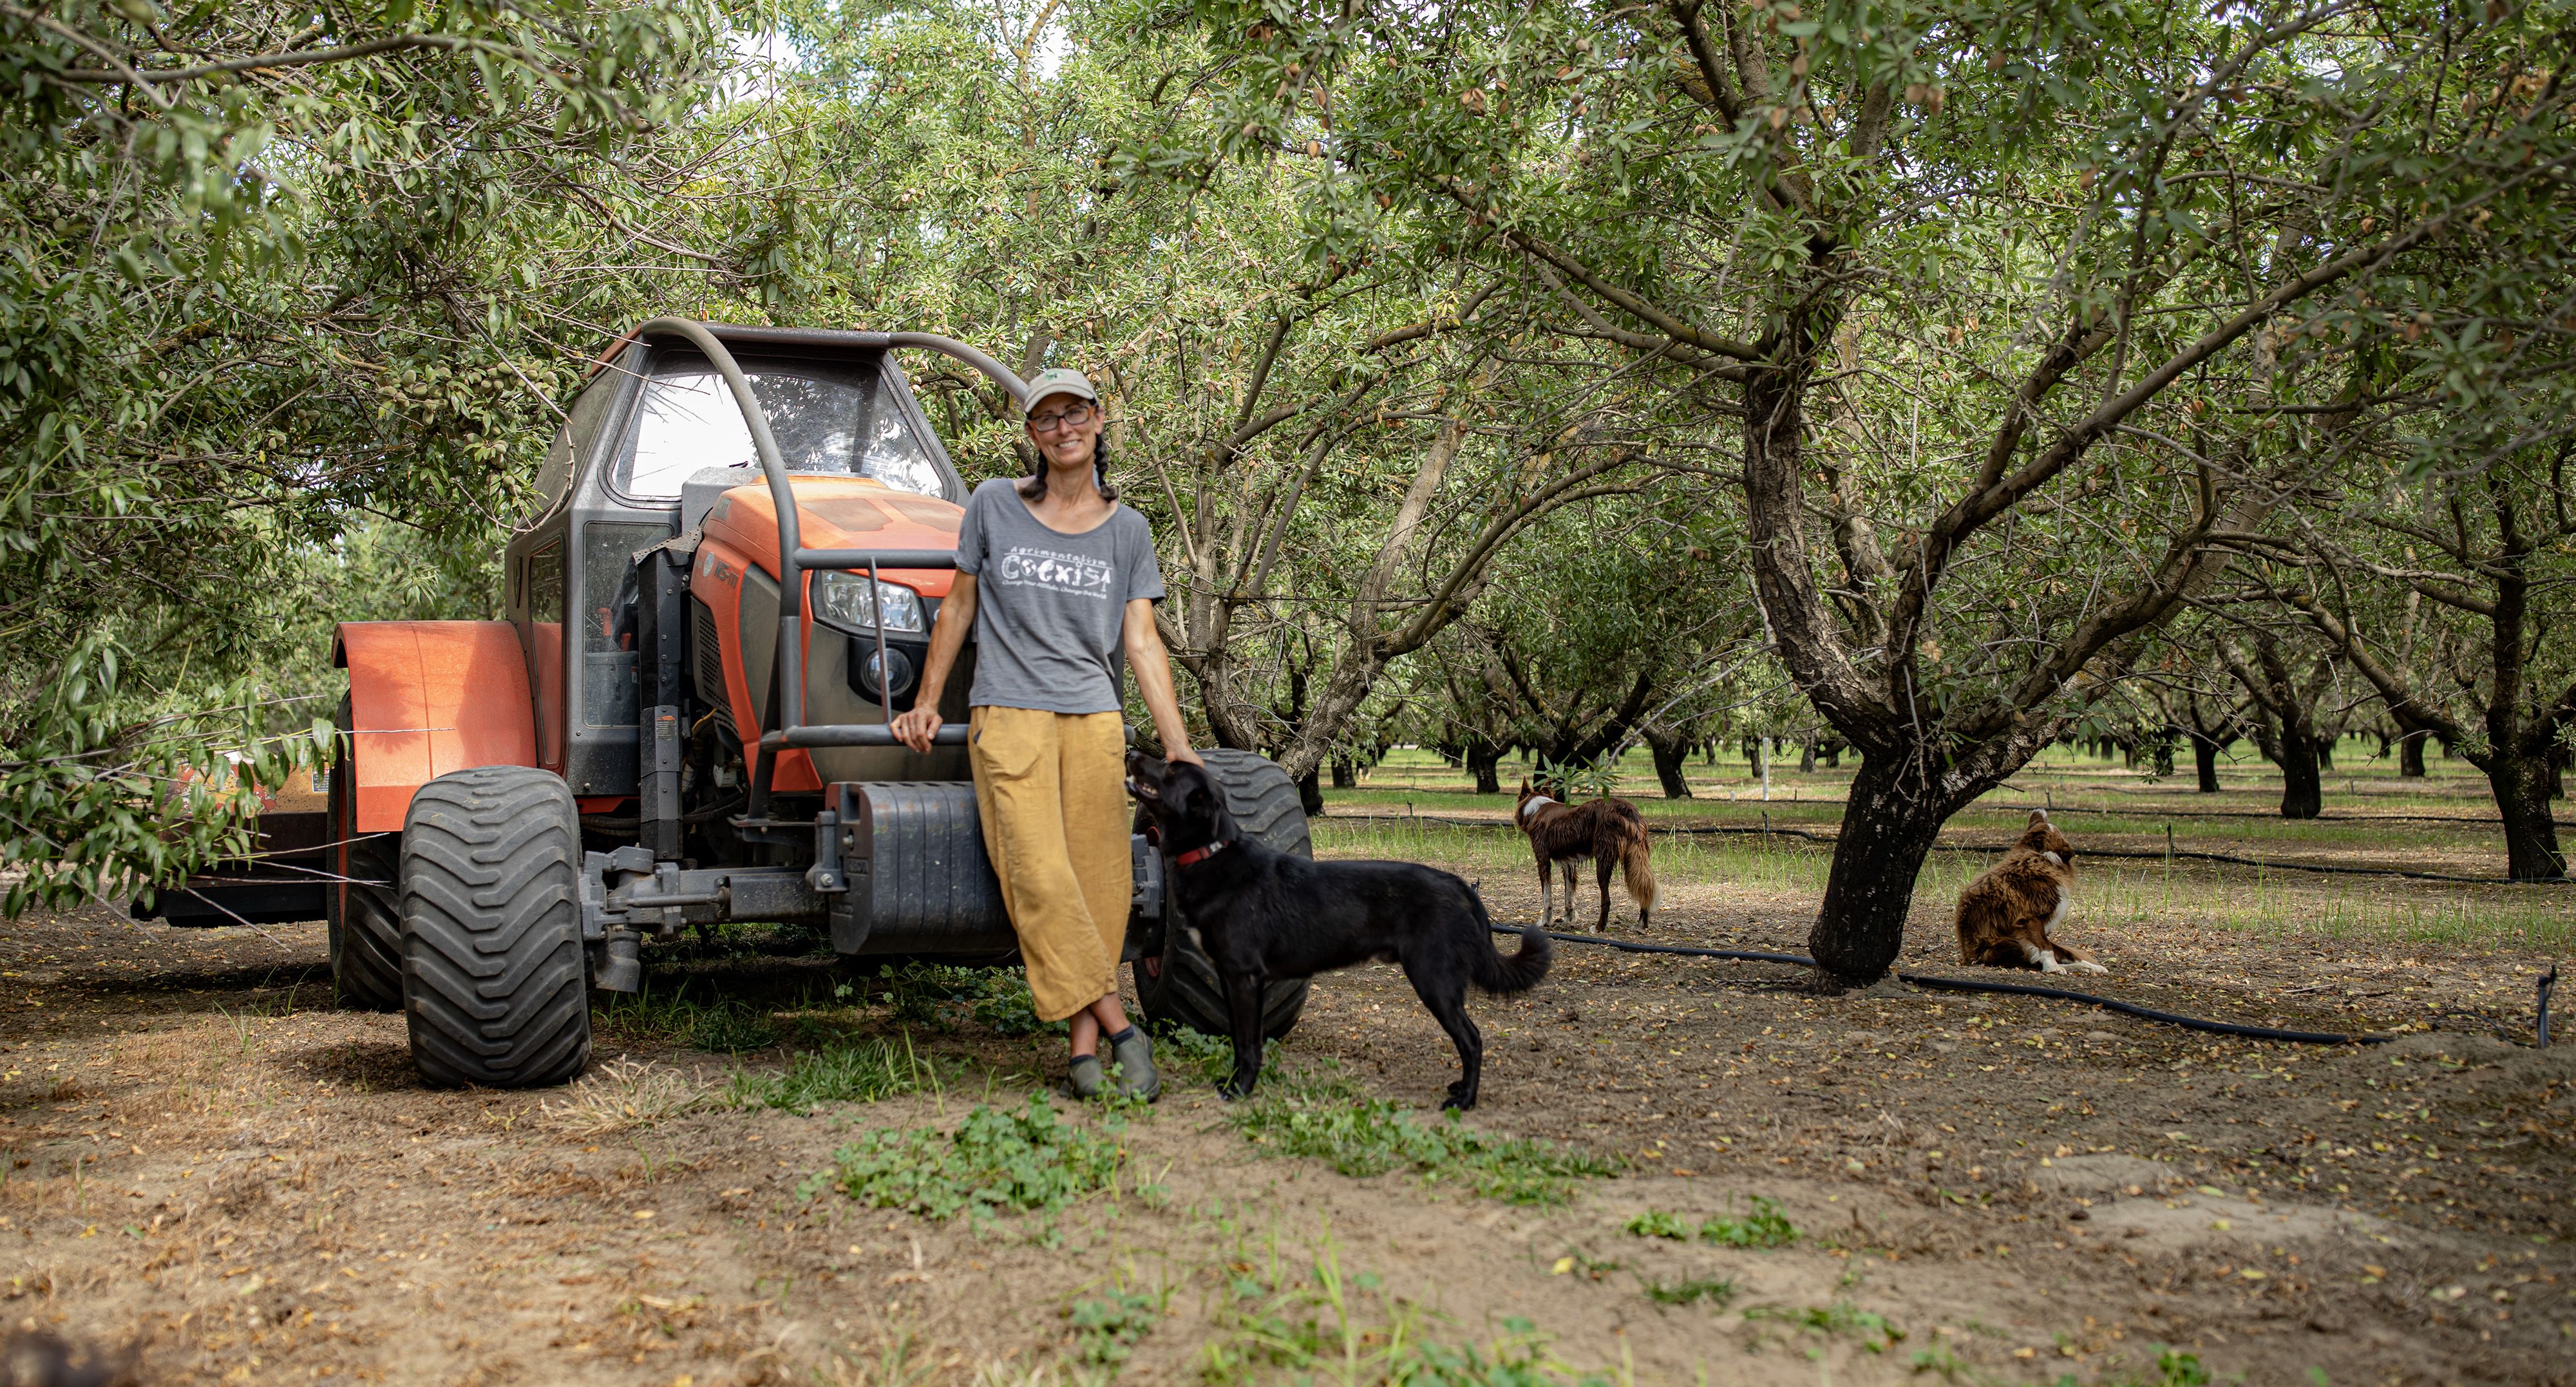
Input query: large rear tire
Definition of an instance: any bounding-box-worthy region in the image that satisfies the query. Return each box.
[325,697,403,1012]
[399,766,592,1089]
[1135,749,1311,1041]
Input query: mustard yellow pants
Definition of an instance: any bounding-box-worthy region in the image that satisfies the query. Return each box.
[968,706,1132,1023]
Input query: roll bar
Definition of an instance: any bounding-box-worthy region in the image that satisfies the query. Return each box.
[629,319,1023,798]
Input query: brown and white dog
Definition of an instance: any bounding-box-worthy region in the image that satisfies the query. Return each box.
[1954,810,2105,974]
[1513,780,1658,932]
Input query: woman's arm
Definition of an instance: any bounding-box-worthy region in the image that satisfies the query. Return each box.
[1122,598,1200,766]
[891,574,976,753]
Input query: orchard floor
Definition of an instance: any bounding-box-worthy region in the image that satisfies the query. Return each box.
[3,775,2573,1385]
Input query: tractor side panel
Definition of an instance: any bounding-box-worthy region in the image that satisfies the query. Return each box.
[333,621,542,832]
[691,538,823,793]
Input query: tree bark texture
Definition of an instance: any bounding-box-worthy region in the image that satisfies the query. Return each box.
[1469,746,1502,795]
[2277,733,2324,820]
[1646,731,1694,798]
[2191,733,2223,793]
[2486,752,2568,880]
[2399,731,2427,778]
[1806,753,1949,982]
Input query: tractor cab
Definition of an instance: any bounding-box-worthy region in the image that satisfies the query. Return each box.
[503,325,977,816]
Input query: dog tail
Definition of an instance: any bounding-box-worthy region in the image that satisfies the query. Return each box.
[1619,820,1658,926]
[1467,889,1553,993]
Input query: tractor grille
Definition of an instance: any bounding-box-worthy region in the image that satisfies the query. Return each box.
[690,597,724,707]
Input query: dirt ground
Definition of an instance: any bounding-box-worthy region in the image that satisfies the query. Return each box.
[3,837,2571,1386]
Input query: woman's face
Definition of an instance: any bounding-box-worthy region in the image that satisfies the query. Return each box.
[1024,391,1102,471]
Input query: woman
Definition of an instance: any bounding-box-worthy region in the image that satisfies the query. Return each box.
[891,367,1198,1100]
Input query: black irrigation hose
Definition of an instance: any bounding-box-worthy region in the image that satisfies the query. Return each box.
[1335,813,2573,885]
[1495,925,2396,1045]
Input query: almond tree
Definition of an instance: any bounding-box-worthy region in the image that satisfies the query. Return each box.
[1149,0,2576,981]
[0,0,726,911]
[2284,444,2576,878]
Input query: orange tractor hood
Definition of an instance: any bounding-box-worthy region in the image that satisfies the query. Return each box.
[701,477,963,593]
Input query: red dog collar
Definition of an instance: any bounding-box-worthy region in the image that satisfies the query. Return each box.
[1170,841,1230,867]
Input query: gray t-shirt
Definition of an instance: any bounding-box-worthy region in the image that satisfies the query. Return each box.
[954,478,1166,714]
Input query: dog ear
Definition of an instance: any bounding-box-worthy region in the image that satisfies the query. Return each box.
[1184,779,1218,820]
[2027,809,2050,828]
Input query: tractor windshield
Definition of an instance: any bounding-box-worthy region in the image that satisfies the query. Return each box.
[614,355,941,500]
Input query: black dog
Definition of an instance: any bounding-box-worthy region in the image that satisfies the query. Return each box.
[1128,753,1552,1109]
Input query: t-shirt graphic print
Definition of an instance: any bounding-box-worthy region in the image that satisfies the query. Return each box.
[994,544,1117,600]
[953,478,1165,715]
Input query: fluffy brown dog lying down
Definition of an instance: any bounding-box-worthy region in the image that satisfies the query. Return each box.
[1955,810,2106,974]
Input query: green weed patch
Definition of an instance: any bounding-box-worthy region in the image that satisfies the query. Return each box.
[807,1093,1125,1223]
[1622,1196,1799,1248]
[591,981,779,1053]
[1743,1301,1902,1354]
[1151,1028,1615,1204]
[1622,1210,1692,1240]
[1203,1243,1611,1386]
[1641,1275,1735,1308]
[1698,1196,1799,1247]
[864,961,1066,1037]
[728,1035,949,1112]
[1066,1290,1160,1370]
[1230,1064,1616,1205]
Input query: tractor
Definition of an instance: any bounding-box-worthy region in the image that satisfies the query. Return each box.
[138,319,1311,1087]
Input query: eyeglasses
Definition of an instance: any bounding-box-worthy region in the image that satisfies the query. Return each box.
[1027,402,1097,433]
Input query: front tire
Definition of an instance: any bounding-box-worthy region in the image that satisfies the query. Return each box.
[399,766,592,1089]
[325,697,403,1012]
[1134,750,1311,1041]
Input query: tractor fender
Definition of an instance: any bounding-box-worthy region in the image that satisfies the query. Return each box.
[333,621,543,832]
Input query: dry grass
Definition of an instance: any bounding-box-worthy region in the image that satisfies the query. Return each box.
[535,1057,714,1137]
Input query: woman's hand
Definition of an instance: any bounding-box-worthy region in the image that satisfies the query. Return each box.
[891,574,972,753]
[890,705,943,754]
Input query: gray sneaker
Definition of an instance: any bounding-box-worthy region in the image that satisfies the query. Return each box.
[1068,1053,1108,1099]
[1108,1028,1160,1102]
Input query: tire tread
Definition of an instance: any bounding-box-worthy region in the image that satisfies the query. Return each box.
[400,766,591,1089]
[1136,751,1311,1041]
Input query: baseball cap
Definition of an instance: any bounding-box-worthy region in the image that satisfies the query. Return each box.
[1021,367,1099,416]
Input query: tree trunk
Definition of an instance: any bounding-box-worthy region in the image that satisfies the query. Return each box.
[2399,731,2427,778]
[2192,734,2222,793]
[1296,767,1323,816]
[2486,749,2567,880]
[2276,731,2323,819]
[1799,742,1817,773]
[1806,753,1949,984]
[1466,743,1502,796]
[2315,735,2334,771]
[1330,757,1356,789]
[1646,732,1694,799]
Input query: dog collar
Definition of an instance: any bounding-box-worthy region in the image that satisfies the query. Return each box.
[1170,841,1230,867]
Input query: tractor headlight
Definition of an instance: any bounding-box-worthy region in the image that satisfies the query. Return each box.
[813,572,926,634]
